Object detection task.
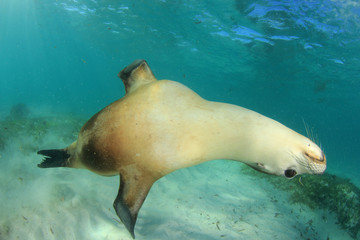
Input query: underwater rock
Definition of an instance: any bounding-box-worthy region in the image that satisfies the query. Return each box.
[242,166,360,239]
[0,136,4,150]
[8,103,30,120]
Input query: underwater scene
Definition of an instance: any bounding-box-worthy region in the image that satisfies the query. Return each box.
[1,0,360,239]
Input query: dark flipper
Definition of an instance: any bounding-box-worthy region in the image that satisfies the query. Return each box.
[113,174,155,239]
[118,59,157,94]
[37,149,70,168]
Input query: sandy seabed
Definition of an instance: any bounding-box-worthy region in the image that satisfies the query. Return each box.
[0,113,356,240]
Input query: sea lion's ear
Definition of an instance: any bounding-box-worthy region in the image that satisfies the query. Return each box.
[118,59,157,94]
[113,174,155,239]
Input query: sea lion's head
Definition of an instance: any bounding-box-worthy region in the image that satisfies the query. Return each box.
[277,137,326,178]
[245,125,326,179]
[286,137,326,177]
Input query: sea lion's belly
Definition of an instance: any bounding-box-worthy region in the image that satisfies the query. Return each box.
[76,81,210,177]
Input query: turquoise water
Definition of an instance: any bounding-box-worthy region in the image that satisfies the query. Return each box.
[1,0,360,239]
[2,0,359,178]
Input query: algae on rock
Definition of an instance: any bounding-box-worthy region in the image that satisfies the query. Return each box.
[241,165,360,239]
[0,105,84,154]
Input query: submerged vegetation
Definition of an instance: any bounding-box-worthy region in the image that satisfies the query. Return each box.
[0,103,84,153]
[242,166,360,239]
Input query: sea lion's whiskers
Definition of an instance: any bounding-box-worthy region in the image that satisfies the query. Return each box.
[287,150,299,161]
[302,119,320,146]
[302,118,310,139]
[302,119,314,141]
[288,150,307,169]
[298,176,304,186]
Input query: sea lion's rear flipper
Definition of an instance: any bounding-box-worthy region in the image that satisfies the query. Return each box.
[37,149,70,168]
[118,59,157,94]
[113,174,155,239]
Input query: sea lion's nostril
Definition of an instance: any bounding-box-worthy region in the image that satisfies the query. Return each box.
[320,152,326,162]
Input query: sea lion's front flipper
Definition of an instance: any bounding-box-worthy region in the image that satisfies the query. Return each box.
[113,174,155,239]
[118,59,157,94]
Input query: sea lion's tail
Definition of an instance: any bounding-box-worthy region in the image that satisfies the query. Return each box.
[37,149,70,168]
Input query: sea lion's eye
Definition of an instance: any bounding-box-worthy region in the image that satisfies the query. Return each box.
[284,169,297,178]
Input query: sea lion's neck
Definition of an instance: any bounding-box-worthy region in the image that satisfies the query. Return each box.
[199,101,291,165]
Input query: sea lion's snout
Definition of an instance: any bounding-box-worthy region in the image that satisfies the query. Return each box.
[321,152,326,163]
[304,149,326,165]
[301,142,327,175]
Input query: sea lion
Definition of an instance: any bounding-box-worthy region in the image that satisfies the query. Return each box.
[37,59,326,238]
